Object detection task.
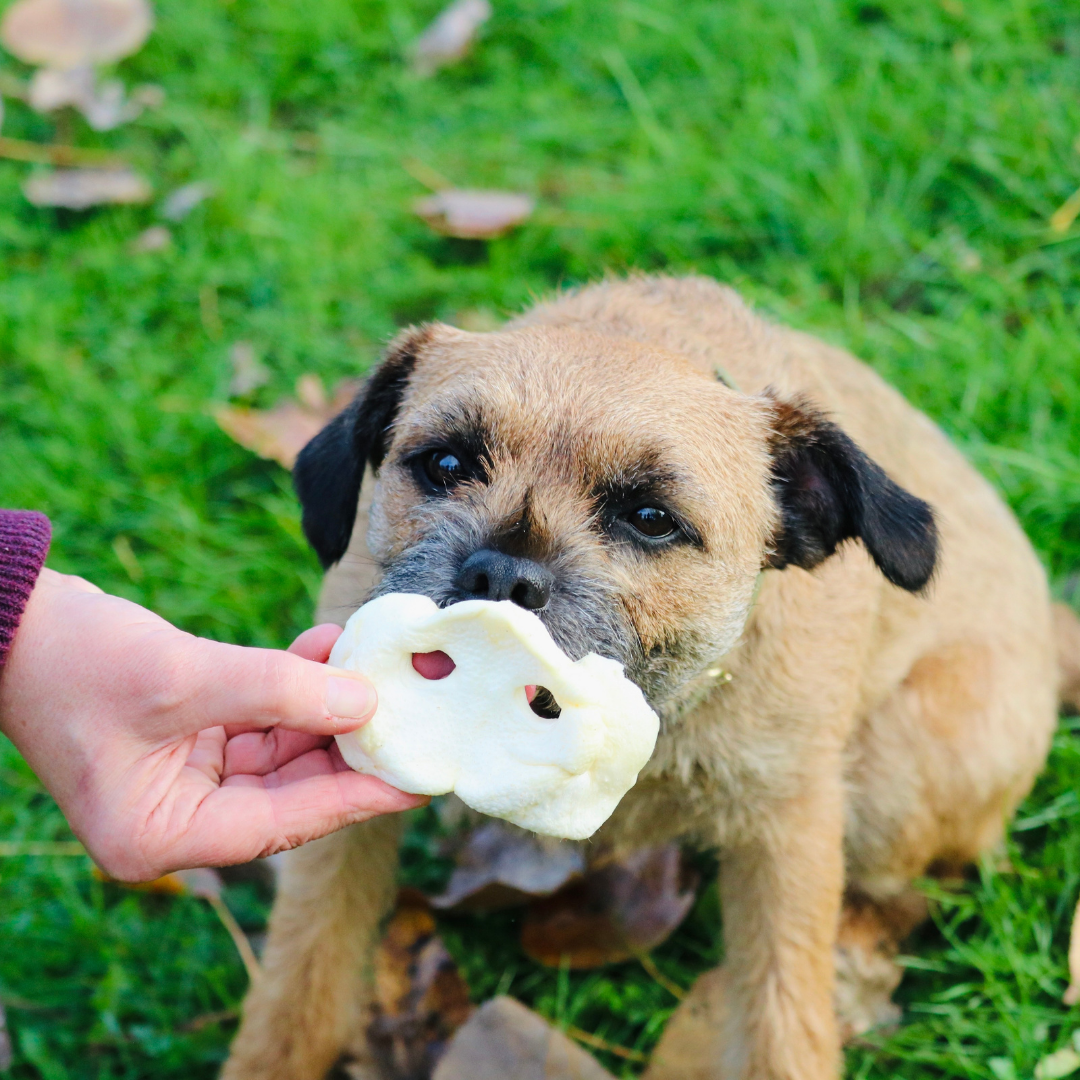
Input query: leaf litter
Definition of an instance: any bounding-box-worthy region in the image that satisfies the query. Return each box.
[410,0,491,77]
[161,180,214,221]
[227,341,270,397]
[215,374,360,469]
[28,63,147,129]
[129,223,171,252]
[1035,1033,1080,1080]
[414,189,533,239]
[430,821,585,912]
[432,997,616,1080]
[428,819,697,971]
[1,0,158,197]
[23,166,151,207]
[520,844,698,969]
[340,889,472,1080]
[1,0,152,69]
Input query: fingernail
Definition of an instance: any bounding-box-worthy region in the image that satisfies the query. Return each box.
[326,676,376,720]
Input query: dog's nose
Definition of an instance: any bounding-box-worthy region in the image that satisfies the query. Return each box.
[454,550,554,610]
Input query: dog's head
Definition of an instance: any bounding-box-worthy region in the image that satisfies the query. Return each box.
[295,323,936,707]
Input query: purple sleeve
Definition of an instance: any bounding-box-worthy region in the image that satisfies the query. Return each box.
[0,511,52,669]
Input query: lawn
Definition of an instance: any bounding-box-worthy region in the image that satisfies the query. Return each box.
[1,0,1080,1075]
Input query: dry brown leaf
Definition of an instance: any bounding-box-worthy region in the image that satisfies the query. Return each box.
[214,375,360,469]
[28,63,141,129]
[414,189,533,239]
[641,967,728,1080]
[228,341,269,397]
[521,845,698,969]
[130,223,170,252]
[23,166,150,208]
[430,821,585,912]
[28,62,90,110]
[358,889,473,1080]
[432,997,615,1080]
[161,180,214,221]
[411,0,491,77]
[1,0,152,68]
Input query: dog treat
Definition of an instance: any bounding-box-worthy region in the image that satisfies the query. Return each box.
[329,593,660,840]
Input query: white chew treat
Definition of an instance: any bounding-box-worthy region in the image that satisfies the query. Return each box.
[329,593,659,840]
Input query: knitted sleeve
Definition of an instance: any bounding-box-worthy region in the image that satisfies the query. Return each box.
[0,511,52,669]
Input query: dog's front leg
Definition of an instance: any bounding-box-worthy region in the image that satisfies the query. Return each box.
[222,815,403,1080]
[717,766,845,1080]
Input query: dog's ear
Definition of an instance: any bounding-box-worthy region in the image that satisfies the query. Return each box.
[293,327,428,568]
[765,396,938,592]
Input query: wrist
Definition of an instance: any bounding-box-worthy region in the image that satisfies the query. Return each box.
[0,510,52,671]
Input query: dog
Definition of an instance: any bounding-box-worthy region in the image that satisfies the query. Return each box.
[223,275,1072,1080]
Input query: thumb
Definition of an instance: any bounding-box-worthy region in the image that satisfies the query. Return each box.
[176,636,377,739]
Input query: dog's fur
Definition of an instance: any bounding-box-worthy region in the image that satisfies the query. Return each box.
[223,276,1066,1080]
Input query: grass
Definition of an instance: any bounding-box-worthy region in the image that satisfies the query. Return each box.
[1,0,1079,1074]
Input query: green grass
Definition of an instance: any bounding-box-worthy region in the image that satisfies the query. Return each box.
[1,0,1080,1074]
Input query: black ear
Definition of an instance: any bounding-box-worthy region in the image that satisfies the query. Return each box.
[293,328,427,568]
[766,397,938,592]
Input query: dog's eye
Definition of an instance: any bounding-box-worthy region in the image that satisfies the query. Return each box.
[625,506,677,539]
[420,448,467,492]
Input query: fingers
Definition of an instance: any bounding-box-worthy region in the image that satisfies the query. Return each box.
[169,770,426,870]
[170,636,378,741]
[222,727,332,778]
[288,624,343,663]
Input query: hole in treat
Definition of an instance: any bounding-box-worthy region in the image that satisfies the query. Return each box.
[528,686,562,719]
[412,650,456,680]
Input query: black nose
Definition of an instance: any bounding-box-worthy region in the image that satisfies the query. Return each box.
[454,549,554,610]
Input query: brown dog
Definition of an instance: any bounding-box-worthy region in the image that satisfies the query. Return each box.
[223,276,1069,1080]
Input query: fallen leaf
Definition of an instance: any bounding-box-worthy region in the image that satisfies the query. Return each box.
[430,821,585,912]
[28,64,140,129]
[27,62,91,110]
[359,889,473,1080]
[23,166,151,208]
[987,1058,1019,1080]
[432,997,615,1080]
[411,0,491,77]
[228,340,269,397]
[77,76,137,129]
[214,374,359,469]
[1,0,152,68]
[1036,1046,1080,1080]
[161,180,214,221]
[641,967,727,1080]
[414,189,533,239]
[521,844,698,969]
[130,223,171,252]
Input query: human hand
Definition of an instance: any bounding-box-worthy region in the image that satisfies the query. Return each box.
[0,569,424,881]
